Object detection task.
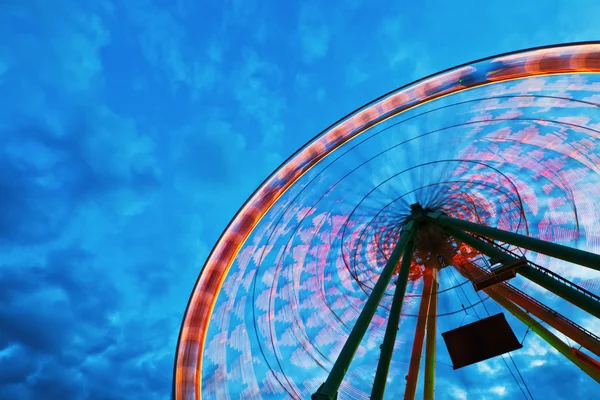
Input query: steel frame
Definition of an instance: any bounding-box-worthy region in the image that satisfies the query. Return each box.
[312,222,415,400]
[313,211,600,399]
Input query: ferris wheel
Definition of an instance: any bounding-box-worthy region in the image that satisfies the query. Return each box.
[174,42,600,399]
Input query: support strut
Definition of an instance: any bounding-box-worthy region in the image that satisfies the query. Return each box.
[312,222,415,400]
[424,268,438,400]
[427,212,600,272]
[405,268,434,400]
[370,239,415,400]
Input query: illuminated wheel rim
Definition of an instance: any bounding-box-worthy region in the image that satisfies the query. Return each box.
[174,42,600,399]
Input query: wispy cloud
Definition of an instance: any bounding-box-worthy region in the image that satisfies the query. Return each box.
[297,4,330,64]
[490,385,507,396]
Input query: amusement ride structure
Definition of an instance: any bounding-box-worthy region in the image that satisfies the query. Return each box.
[174,43,600,399]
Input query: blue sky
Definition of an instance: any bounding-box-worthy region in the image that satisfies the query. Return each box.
[1,1,600,399]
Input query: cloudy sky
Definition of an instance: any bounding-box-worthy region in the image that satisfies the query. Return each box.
[1,1,600,399]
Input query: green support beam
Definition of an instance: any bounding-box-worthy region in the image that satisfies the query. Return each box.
[405,270,434,400]
[519,266,600,319]
[427,212,600,272]
[370,239,415,400]
[424,268,438,400]
[312,222,415,400]
[438,224,600,319]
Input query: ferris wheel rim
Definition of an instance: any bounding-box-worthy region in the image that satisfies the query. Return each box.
[173,41,600,400]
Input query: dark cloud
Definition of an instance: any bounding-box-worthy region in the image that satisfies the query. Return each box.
[0,241,177,399]
[2,0,599,399]
[0,102,168,399]
[0,116,159,242]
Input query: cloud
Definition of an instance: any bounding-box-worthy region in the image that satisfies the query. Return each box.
[378,17,433,81]
[530,359,546,367]
[450,386,468,400]
[173,114,247,184]
[56,12,110,92]
[0,3,191,398]
[0,246,121,399]
[345,62,369,87]
[130,1,222,98]
[2,1,110,96]
[232,49,286,149]
[297,4,330,63]
[0,108,173,399]
[3,1,600,399]
[490,385,507,396]
[476,360,501,375]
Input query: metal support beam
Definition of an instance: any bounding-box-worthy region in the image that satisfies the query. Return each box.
[453,262,600,383]
[405,268,434,400]
[439,225,600,319]
[424,268,438,400]
[519,266,600,319]
[427,212,600,272]
[370,239,415,400]
[312,223,415,400]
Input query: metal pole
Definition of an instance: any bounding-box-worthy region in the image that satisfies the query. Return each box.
[424,268,438,400]
[519,266,600,319]
[438,225,600,319]
[370,239,415,400]
[427,212,600,272]
[454,263,600,383]
[405,268,434,400]
[312,222,415,400]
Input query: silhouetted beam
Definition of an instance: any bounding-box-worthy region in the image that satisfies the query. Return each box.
[424,268,438,400]
[427,212,600,272]
[371,239,415,400]
[312,223,415,400]
[520,265,600,319]
[442,225,600,320]
[405,268,434,400]
[452,262,600,383]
